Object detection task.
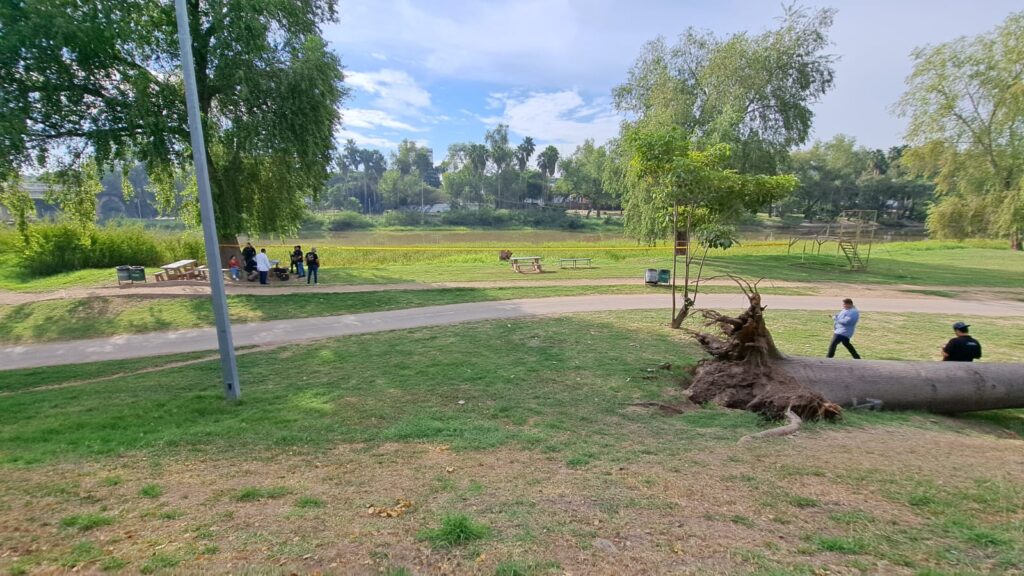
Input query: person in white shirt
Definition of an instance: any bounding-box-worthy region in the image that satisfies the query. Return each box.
[255,248,271,285]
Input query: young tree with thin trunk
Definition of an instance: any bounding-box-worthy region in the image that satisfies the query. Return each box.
[625,125,797,328]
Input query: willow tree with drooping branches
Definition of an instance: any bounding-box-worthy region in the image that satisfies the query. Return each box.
[0,0,348,246]
[896,11,1024,249]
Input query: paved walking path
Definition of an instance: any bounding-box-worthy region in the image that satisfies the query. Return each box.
[5,293,1024,371]
[0,277,809,305]
[4,276,1023,306]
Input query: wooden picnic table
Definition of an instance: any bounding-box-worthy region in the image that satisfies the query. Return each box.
[510,256,543,274]
[155,259,199,282]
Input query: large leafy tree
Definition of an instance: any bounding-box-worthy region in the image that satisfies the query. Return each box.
[896,11,1024,248]
[787,135,870,219]
[613,5,836,175]
[556,140,617,215]
[786,137,933,221]
[0,0,348,241]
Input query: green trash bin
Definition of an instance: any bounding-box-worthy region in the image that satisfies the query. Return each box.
[658,269,671,284]
[129,266,146,282]
[115,265,131,284]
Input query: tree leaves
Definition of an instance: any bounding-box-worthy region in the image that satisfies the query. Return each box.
[613,5,837,175]
[1,0,348,238]
[622,124,798,245]
[897,11,1024,245]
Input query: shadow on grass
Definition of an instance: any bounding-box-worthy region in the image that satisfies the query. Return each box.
[0,313,735,465]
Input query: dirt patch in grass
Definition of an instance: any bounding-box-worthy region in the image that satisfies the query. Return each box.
[1,424,1022,575]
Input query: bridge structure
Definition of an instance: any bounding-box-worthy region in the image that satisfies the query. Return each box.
[1,177,131,221]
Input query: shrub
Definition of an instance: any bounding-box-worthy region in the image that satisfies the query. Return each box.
[440,208,586,229]
[441,208,513,227]
[299,213,327,233]
[379,210,422,227]
[159,233,205,263]
[89,225,164,268]
[327,211,374,231]
[23,223,92,274]
[19,223,203,276]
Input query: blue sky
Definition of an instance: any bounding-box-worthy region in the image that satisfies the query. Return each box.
[322,0,1020,163]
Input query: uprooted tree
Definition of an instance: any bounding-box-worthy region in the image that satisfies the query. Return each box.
[682,276,1024,431]
[685,276,842,422]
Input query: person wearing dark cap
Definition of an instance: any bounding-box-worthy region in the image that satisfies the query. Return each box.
[942,322,982,362]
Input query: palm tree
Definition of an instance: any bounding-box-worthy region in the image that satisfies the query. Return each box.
[537,145,559,178]
[514,136,536,172]
[467,144,489,176]
[341,139,363,209]
[364,149,387,213]
[485,124,513,208]
[537,145,560,201]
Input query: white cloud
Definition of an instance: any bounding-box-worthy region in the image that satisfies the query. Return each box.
[370,52,388,61]
[335,128,400,150]
[327,0,1024,151]
[480,90,623,155]
[343,108,423,132]
[346,69,431,112]
[327,0,653,89]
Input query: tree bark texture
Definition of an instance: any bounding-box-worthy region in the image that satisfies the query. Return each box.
[781,358,1024,414]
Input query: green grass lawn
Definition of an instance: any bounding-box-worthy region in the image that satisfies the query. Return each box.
[4,309,1021,461]
[0,284,815,344]
[2,238,1021,292]
[300,240,1024,288]
[1,310,1022,574]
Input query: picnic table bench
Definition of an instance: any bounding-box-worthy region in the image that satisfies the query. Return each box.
[510,256,543,273]
[154,259,199,282]
[558,257,592,269]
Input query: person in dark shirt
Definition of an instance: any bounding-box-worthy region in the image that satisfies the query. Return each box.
[291,245,305,278]
[241,242,257,273]
[942,321,982,362]
[305,247,320,285]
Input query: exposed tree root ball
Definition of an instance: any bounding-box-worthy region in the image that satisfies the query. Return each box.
[684,277,842,421]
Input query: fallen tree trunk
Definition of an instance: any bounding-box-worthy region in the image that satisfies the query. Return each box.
[684,276,1024,420]
[780,357,1024,414]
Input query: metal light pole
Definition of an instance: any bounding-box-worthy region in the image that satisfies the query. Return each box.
[174,0,240,400]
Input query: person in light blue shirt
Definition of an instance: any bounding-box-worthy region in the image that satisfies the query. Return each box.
[827,298,861,359]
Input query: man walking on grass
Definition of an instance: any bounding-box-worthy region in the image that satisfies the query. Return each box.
[827,298,861,359]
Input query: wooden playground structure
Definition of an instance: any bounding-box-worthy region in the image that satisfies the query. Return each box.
[787,210,878,271]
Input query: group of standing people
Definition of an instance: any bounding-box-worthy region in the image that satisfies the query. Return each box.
[227,243,320,285]
[826,298,982,362]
